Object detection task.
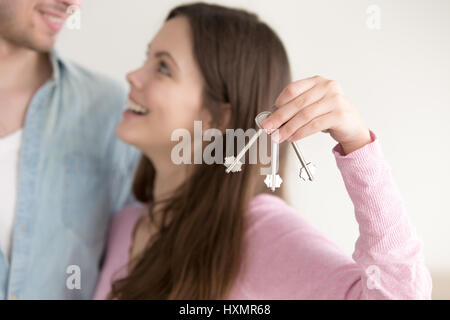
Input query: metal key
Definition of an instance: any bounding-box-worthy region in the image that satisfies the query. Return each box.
[264,138,283,191]
[255,111,282,191]
[225,111,273,173]
[224,128,264,173]
[257,110,316,182]
[226,110,316,184]
[291,141,316,181]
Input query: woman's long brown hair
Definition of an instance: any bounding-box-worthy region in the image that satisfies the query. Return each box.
[110,2,291,299]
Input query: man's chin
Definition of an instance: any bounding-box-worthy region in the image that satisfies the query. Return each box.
[27,34,58,53]
[5,32,57,53]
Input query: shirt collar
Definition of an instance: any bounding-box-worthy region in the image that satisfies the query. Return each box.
[48,49,61,83]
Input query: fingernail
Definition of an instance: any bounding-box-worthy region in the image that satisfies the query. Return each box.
[262,120,273,130]
[271,131,280,143]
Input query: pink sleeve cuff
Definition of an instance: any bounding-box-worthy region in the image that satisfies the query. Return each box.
[332,129,378,158]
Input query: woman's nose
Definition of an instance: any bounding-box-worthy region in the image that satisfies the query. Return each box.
[126,69,143,89]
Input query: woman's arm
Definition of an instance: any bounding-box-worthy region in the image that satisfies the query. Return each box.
[240,76,432,299]
[331,130,432,299]
[237,133,431,299]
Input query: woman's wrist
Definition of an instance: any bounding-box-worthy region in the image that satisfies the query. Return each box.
[340,128,372,156]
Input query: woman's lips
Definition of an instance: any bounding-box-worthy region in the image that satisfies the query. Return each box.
[126,98,150,115]
[123,109,149,120]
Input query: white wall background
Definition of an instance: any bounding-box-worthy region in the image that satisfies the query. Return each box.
[56,0,450,297]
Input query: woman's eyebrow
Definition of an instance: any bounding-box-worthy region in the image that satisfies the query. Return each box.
[155,51,179,71]
[147,44,179,71]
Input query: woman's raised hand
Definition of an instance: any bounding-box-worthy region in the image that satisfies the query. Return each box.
[262,75,372,155]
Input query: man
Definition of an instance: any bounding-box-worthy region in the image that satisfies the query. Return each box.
[0,0,140,299]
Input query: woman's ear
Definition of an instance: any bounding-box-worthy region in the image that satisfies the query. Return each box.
[200,103,232,134]
[217,103,231,133]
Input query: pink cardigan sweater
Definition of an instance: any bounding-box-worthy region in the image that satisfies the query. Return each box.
[93,130,432,299]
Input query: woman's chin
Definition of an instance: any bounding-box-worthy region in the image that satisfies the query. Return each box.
[115,124,141,148]
[115,124,163,153]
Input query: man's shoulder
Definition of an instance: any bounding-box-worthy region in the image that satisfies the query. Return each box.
[58,57,127,106]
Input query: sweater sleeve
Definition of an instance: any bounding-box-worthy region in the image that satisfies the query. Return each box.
[234,130,432,300]
[329,129,432,299]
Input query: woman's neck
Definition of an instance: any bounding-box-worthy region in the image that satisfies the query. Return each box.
[145,149,188,211]
[128,152,187,265]
[153,165,186,204]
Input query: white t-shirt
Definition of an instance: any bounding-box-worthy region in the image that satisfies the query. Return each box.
[0,129,23,262]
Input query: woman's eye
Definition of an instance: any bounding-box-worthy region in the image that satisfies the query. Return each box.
[158,61,171,76]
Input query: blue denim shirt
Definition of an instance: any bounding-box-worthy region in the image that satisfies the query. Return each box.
[0,51,141,299]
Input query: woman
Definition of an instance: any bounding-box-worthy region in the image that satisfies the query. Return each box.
[94,3,432,299]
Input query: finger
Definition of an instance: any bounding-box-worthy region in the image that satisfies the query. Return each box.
[273,95,333,143]
[262,79,329,132]
[274,75,323,107]
[286,111,336,142]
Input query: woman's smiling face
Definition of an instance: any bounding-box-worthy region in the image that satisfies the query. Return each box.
[116,16,211,157]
